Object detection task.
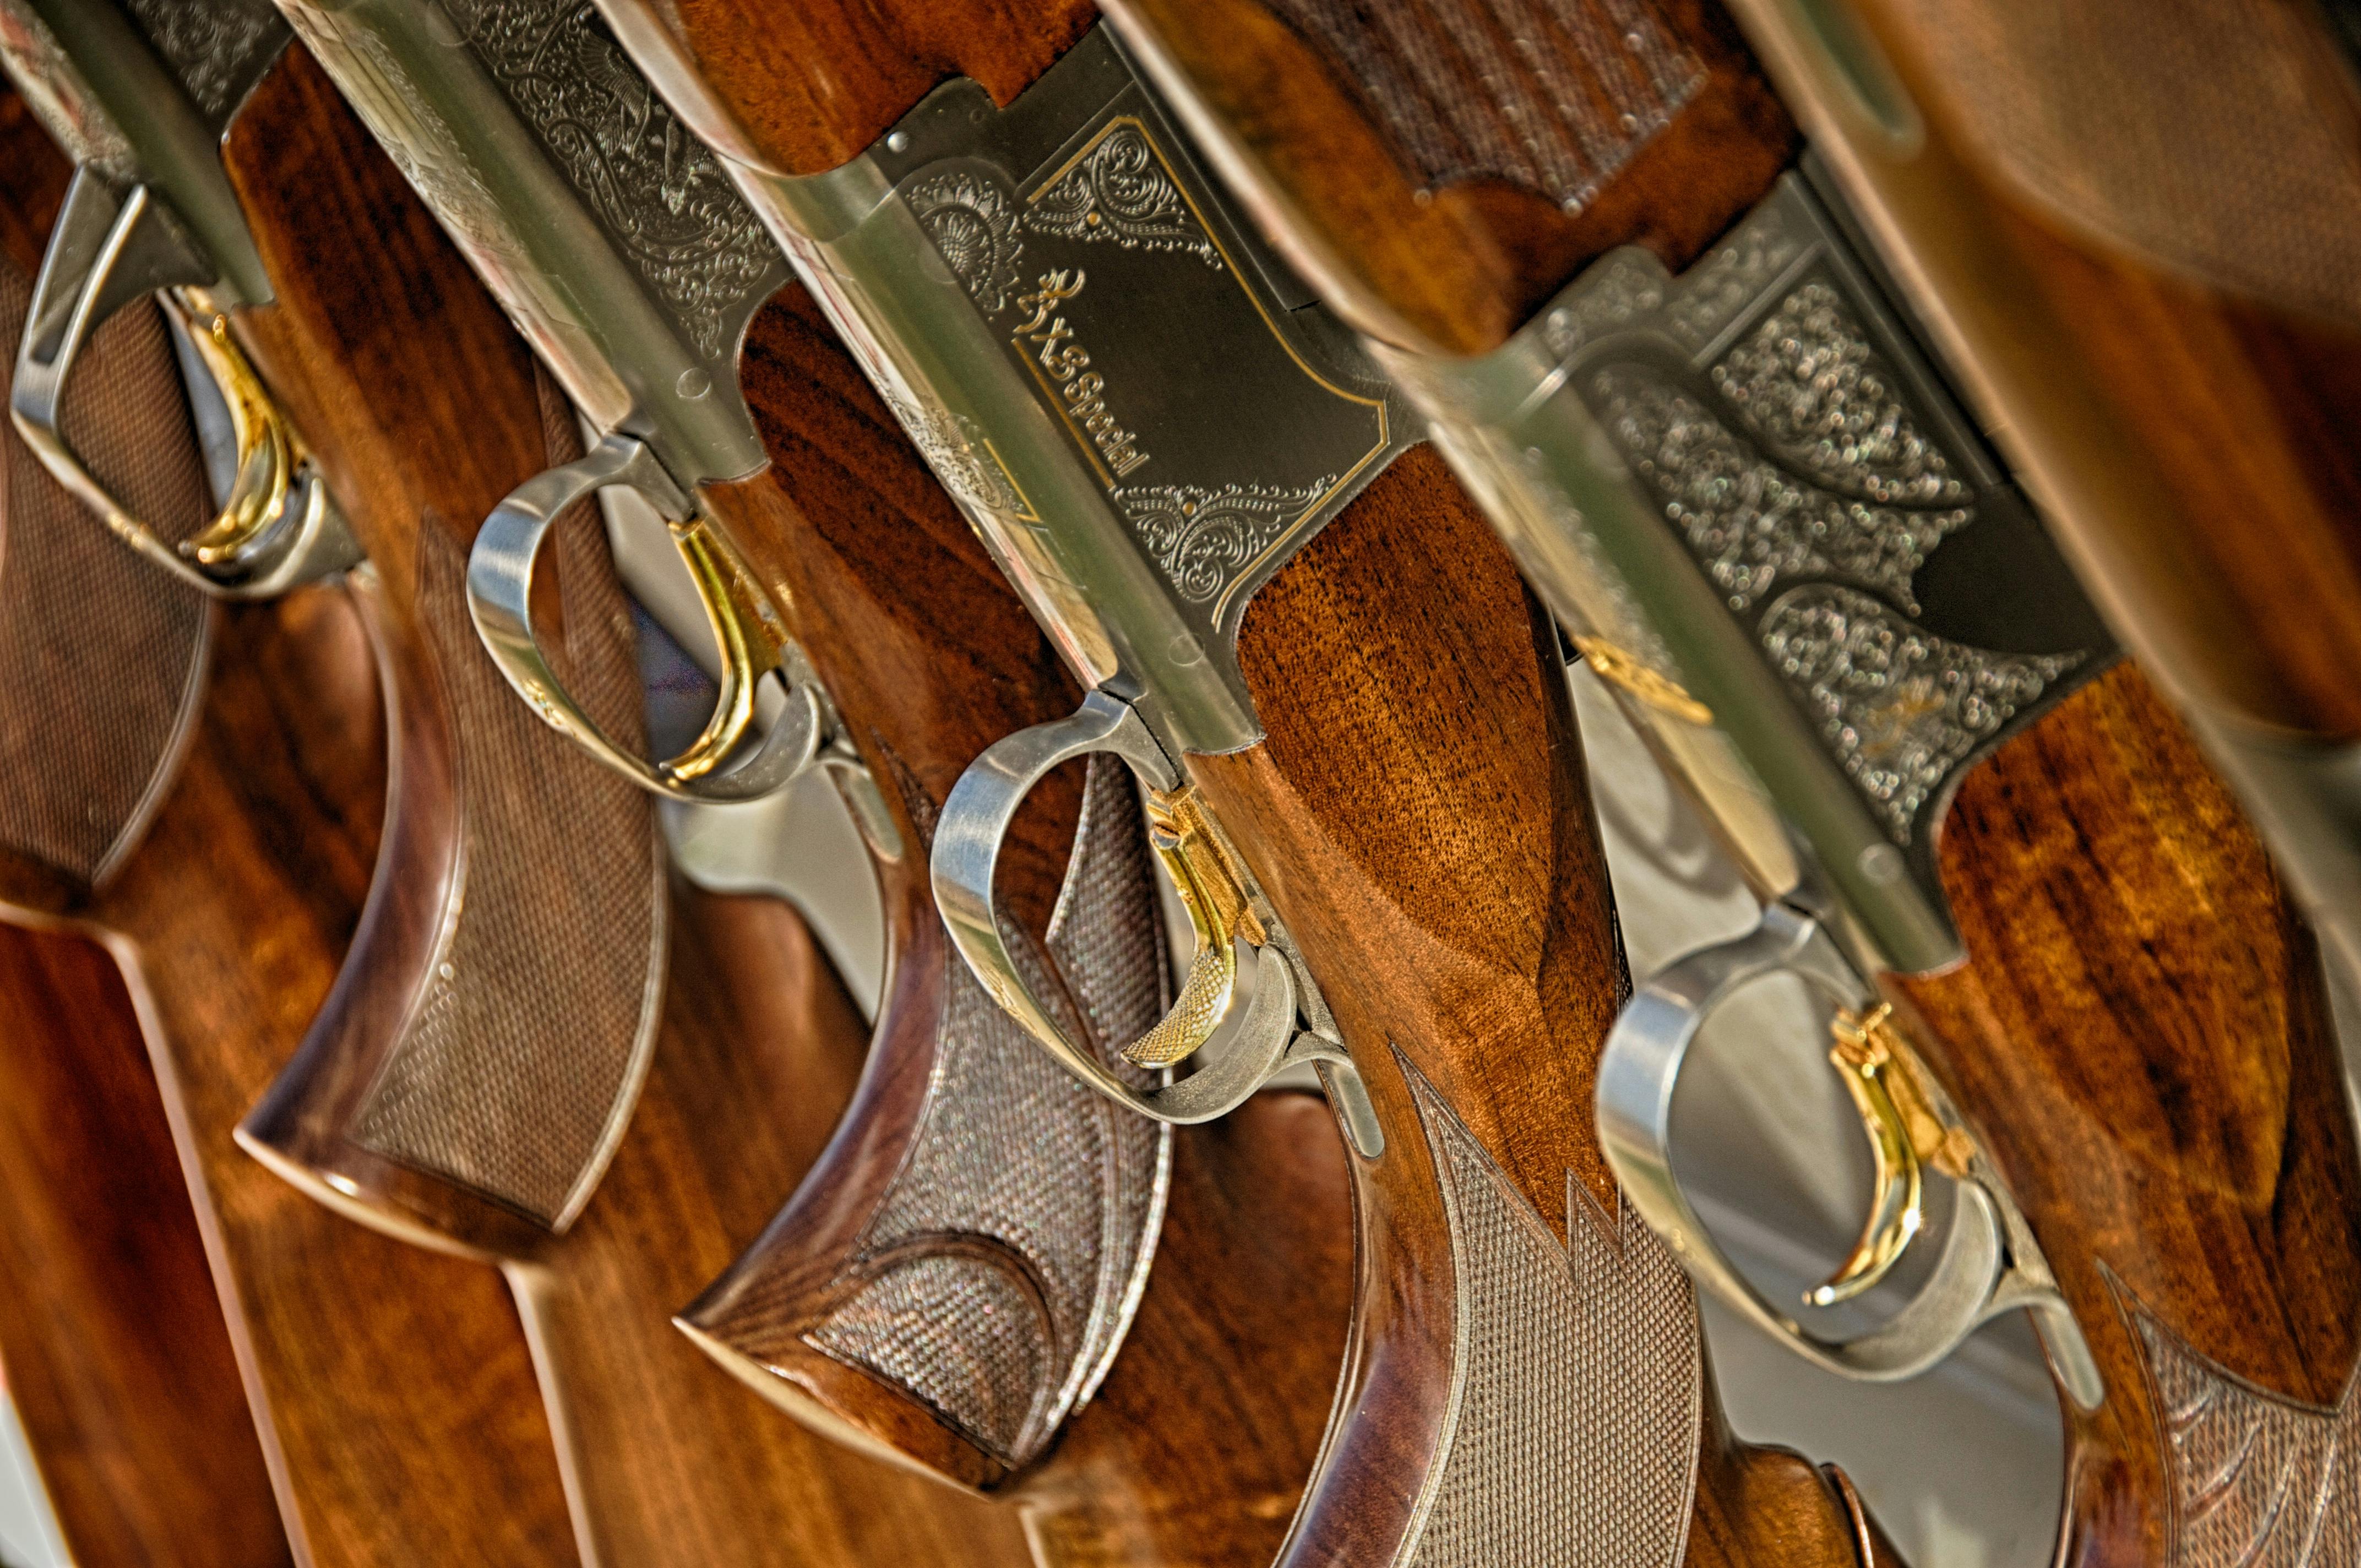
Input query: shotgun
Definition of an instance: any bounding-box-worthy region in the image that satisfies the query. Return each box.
[1716,0,2361,1000]
[0,34,586,1562]
[600,3,1904,1559]
[269,4,1356,1559]
[0,917,282,1560]
[1086,0,2361,1558]
[0,9,1034,1563]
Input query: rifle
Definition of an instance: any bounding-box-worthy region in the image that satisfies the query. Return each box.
[0,34,584,1561]
[596,3,1905,1560]
[0,10,1035,1562]
[1086,0,2361,1557]
[0,913,283,1565]
[271,4,1356,1559]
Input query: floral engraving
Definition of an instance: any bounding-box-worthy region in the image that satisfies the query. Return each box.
[1760,584,2082,842]
[1115,479,1334,604]
[442,0,778,360]
[907,167,1026,314]
[882,388,1030,523]
[1026,123,1221,269]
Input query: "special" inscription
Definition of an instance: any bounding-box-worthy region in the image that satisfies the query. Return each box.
[1013,270,1150,480]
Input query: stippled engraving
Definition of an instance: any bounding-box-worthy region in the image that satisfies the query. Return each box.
[1025,122,1220,268]
[0,269,208,888]
[1558,177,2109,858]
[118,0,286,126]
[1761,585,2082,841]
[1261,0,1702,213]
[1398,1057,1700,1567]
[807,758,1171,1464]
[2128,1295,2361,1565]
[0,1,137,173]
[439,0,775,361]
[352,408,663,1229]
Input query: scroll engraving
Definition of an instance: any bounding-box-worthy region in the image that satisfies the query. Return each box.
[1398,1057,1700,1568]
[119,0,286,124]
[352,495,664,1229]
[1115,479,1336,604]
[807,759,1170,1464]
[907,168,1025,314]
[439,0,778,360]
[1026,122,1221,269]
[2129,1297,2361,1566]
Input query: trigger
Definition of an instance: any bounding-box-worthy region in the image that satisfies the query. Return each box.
[1808,1004,1926,1308]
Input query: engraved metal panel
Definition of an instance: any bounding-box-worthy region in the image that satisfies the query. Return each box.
[1397,1056,1700,1567]
[2127,1292,2361,1566]
[117,0,285,127]
[807,757,1171,1465]
[1563,176,2108,856]
[763,28,1412,756]
[1261,0,1702,212]
[353,426,665,1229]
[0,265,208,887]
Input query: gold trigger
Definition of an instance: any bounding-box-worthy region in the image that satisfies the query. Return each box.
[1125,787,1266,1067]
[663,518,787,782]
[168,288,306,566]
[1809,1004,1977,1307]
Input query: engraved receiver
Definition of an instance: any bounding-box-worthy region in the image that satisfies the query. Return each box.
[1094,0,2361,1557]
[271,7,1350,1562]
[601,3,1908,1559]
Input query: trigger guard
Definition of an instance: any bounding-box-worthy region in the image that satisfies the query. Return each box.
[469,431,816,802]
[1596,902,2014,1382]
[12,170,360,597]
[933,692,1299,1125]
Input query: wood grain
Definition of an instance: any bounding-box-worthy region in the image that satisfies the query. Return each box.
[1887,663,2361,1564]
[1105,0,1793,352]
[0,922,289,1568]
[659,0,1095,175]
[1189,447,1874,1564]
[674,284,1350,1564]
[215,47,1033,1568]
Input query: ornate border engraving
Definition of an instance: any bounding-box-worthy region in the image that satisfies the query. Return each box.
[1026,122,1222,269]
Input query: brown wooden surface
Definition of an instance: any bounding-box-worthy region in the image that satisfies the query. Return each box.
[1887,663,2361,1565]
[0,90,68,274]
[672,284,1350,1564]
[0,922,290,1568]
[1106,0,1792,352]
[1188,447,1870,1564]
[659,0,1095,175]
[0,67,580,1562]
[1782,0,2361,739]
[214,47,1032,1568]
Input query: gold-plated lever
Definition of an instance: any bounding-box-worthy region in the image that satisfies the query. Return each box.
[1809,1003,1975,1306]
[1126,787,1266,1066]
[1575,636,1713,726]
[663,516,787,783]
[168,288,305,568]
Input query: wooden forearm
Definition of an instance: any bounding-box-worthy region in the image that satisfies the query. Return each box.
[0,923,288,1567]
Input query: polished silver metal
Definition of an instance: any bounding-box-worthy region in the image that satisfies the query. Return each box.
[0,0,361,597]
[1598,902,2099,1402]
[472,433,827,803]
[12,172,358,596]
[933,690,1381,1155]
[727,25,1415,762]
[280,0,825,798]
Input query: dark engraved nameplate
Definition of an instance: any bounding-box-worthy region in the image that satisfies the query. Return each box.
[1558,173,2115,899]
[873,29,1395,651]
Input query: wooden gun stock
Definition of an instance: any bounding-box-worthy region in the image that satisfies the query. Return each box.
[670,284,1352,1564]
[0,83,582,1566]
[0,921,287,1567]
[1098,0,2361,1557]
[210,47,1030,1568]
